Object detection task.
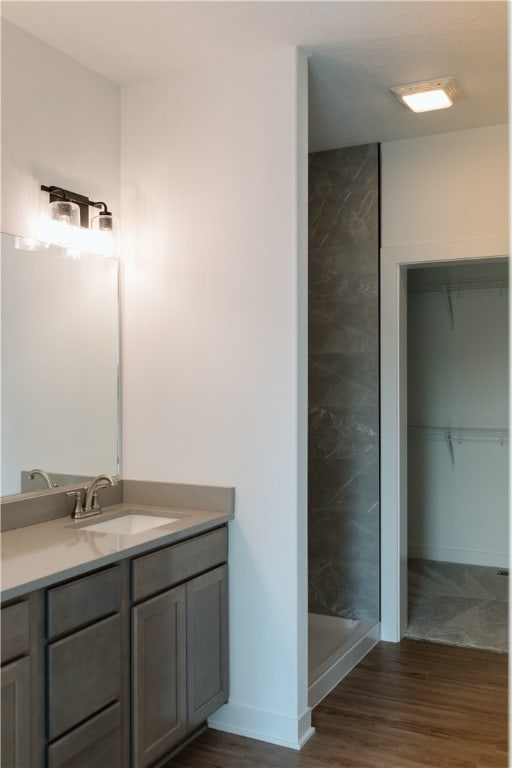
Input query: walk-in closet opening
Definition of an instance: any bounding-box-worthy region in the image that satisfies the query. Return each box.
[307,145,380,707]
[405,259,508,653]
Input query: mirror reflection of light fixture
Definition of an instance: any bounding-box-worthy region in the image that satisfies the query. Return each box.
[390,77,461,113]
[40,185,118,258]
[14,236,50,252]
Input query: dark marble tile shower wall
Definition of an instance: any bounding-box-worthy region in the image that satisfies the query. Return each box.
[308,144,380,622]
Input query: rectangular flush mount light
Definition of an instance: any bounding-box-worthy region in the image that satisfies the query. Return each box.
[390,77,461,113]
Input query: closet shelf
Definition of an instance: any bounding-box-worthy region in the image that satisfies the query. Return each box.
[409,425,508,442]
[409,278,507,296]
[408,425,509,466]
[409,279,507,331]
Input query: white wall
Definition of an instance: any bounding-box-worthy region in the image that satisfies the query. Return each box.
[380,124,509,639]
[382,124,508,248]
[121,48,310,748]
[1,20,120,239]
[408,270,509,567]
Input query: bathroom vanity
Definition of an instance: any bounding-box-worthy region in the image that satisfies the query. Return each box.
[1,484,233,768]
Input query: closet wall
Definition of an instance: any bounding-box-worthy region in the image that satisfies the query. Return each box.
[308,144,380,621]
[407,261,509,568]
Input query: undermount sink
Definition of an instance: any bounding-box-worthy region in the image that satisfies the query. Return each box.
[81,513,179,535]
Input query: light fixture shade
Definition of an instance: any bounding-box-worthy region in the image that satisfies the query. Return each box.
[49,199,80,227]
[390,78,461,113]
[92,212,115,232]
[43,198,81,253]
[91,212,118,257]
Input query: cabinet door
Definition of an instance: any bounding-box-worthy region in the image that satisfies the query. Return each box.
[132,585,187,768]
[186,565,228,728]
[1,656,30,768]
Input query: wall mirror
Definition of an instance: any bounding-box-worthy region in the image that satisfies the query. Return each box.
[1,231,120,497]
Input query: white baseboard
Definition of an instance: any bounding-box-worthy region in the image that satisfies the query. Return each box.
[208,703,315,750]
[409,545,507,568]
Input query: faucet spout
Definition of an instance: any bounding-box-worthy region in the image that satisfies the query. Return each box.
[28,468,57,489]
[83,474,116,516]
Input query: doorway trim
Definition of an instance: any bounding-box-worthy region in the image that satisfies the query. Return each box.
[379,235,508,642]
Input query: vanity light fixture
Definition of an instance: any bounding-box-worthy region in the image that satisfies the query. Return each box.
[390,77,461,113]
[40,185,118,258]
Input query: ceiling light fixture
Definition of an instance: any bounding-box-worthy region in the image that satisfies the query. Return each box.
[390,77,461,113]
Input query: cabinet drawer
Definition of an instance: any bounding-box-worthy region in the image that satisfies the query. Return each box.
[132,527,227,602]
[47,565,121,639]
[1,601,30,664]
[48,702,121,768]
[47,615,121,740]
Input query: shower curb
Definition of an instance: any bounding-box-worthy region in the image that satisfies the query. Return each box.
[308,621,380,708]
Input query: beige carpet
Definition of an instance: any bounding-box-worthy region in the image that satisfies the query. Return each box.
[405,559,508,653]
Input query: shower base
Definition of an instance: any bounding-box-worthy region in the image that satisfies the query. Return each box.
[308,613,379,708]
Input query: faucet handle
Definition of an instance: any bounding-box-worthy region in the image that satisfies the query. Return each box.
[89,490,101,513]
[67,489,85,520]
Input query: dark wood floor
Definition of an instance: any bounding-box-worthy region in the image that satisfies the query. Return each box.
[167,639,508,768]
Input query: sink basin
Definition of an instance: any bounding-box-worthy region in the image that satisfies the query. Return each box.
[81,514,179,535]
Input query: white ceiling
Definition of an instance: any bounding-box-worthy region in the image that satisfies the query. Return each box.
[1,0,508,151]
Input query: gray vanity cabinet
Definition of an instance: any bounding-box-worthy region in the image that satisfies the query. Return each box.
[131,527,229,768]
[1,523,228,768]
[1,600,34,768]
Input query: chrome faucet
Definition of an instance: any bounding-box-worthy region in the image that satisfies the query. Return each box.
[82,474,116,516]
[28,468,57,489]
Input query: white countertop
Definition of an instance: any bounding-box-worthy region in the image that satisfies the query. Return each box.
[1,503,232,601]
